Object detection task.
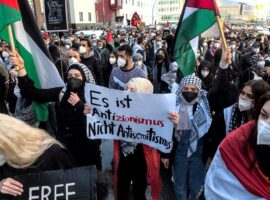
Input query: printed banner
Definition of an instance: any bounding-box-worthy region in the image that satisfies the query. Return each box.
[85,84,176,153]
[11,166,96,200]
[44,0,68,32]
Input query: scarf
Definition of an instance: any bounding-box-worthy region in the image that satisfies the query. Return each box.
[175,87,212,157]
[249,54,266,77]
[220,121,270,199]
[228,103,248,133]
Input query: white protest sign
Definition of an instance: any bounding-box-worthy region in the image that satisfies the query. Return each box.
[85,83,176,153]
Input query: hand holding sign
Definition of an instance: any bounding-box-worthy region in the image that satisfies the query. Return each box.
[0,177,23,197]
[168,112,180,125]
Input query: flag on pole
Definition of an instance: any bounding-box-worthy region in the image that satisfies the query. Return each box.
[107,31,115,49]
[165,20,169,28]
[0,0,64,121]
[172,0,219,76]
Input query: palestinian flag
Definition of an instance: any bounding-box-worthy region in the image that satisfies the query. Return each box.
[107,31,115,49]
[0,0,64,121]
[131,12,144,30]
[172,0,219,76]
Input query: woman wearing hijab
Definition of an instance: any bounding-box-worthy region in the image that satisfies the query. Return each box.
[9,51,101,169]
[197,60,213,91]
[152,48,171,93]
[205,92,270,199]
[114,78,179,200]
[169,75,212,200]
[0,114,75,197]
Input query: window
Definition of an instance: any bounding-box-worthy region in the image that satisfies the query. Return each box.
[79,12,83,22]
[132,0,134,5]
[88,12,91,21]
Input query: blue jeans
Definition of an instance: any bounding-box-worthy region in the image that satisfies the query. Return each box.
[172,131,205,200]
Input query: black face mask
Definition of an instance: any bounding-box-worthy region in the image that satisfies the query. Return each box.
[67,77,83,92]
[156,54,164,61]
[182,91,198,103]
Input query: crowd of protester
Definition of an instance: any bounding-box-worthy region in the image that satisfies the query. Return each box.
[0,27,270,199]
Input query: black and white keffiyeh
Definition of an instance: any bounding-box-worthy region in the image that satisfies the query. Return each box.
[249,54,266,77]
[175,75,212,157]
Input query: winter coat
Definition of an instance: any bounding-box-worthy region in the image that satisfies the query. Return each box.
[18,76,101,168]
[81,55,104,86]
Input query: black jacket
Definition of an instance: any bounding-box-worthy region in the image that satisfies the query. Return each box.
[18,76,101,168]
[81,55,104,86]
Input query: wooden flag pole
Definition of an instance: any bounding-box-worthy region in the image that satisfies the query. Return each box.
[7,25,16,52]
[215,15,227,49]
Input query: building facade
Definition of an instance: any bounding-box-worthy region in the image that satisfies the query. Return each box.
[119,0,156,26]
[219,5,241,23]
[95,0,122,26]
[28,0,99,30]
[157,0,184,25]
[69,0,97,29]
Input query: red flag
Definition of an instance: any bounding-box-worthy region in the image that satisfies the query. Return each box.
[165,20,169,28]
[131,12,141,26]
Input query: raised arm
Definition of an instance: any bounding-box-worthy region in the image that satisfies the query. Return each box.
[9,52,62,103]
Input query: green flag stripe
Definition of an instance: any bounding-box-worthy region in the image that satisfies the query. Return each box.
[175,9,216,48]
[0,4,21,31]
[0,26,48,121]
[175,42,196,76]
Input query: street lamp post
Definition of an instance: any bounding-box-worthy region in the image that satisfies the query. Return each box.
[152,0,158,25]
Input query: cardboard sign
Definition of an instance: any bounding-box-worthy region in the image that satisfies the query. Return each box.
[10,166,96,200]
[85,84,177,153]
[44,0,68,32]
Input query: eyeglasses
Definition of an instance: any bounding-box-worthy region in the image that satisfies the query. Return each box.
[240,91,254,99]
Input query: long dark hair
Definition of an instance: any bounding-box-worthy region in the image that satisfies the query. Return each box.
[242,80,270,115]
[155,48,170,66]
[248,92,270,178]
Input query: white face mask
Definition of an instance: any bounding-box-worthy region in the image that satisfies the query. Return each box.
[257,61,265,68]
[238,98,253,112]
[253,48,260,54]
[257,119,270,145]
[230,44,236,49]
[92,42,97,47]
[2,51,9,58]
[117,57,127,68]
[156,41,162,46]
[109,57,116,65]
[201,70,209,78]
[79,46,87,54]
[65,44,71,49]
[213,42,220,48]
[68,57,79,66]
[203,42,208,47]
[137,60,143,67]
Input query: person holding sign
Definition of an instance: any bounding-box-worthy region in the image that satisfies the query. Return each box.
[0,114,75,197]
[170,75,212,200]
[9,51,102,169]
[114,77,179,200]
